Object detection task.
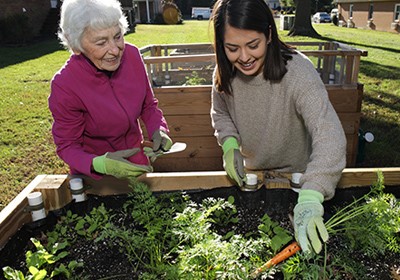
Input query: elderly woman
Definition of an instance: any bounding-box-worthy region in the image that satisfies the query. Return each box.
[49,0,172,180]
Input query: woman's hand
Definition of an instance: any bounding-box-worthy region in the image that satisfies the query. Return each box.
[92,148,153,179]
[152,129,173,152]
[222,137,246,187]
[143,130,173,162]
[293,189,329,254]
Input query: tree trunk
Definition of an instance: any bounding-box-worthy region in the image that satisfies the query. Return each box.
[288,0,320,37]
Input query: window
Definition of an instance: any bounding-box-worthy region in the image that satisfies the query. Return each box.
[395,4,400,21]
[349,4,354,18]
[368,4,374,20]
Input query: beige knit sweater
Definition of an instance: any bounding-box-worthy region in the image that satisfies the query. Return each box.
[211,51,346,200]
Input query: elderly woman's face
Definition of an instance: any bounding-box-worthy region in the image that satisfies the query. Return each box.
[80,25,125,71]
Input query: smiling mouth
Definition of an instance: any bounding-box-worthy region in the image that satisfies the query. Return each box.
[104,56,119,63]
[241,61,254,67]
[238,60,256,70]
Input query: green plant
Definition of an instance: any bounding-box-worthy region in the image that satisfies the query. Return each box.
[184,71,207,85]
[325,170,400,257]
[172,194,292,279]
[2,238,82,280]
[280,171,400,279]
[257,214,293,254]
[75,204,113,239]
[98,182,186,277]
[93,181,292,279]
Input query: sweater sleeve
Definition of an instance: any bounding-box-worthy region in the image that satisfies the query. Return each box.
[49,82,100,179]
[135,48,169,138]
[210,71,241,145]
[292,55,347,200]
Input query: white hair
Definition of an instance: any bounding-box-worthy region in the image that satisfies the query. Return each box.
[58,0,129,53]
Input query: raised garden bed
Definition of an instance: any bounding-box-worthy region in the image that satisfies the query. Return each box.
[139,42,367,168]
[1,169,400,279]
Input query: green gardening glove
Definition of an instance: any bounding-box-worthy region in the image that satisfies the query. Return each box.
[222,137,246,187]
[152,129,173,152]
[92,148,153,179]
[293,189,329,254]
[143,130,173,162]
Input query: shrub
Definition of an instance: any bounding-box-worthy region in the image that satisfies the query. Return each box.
[0,14,34,45]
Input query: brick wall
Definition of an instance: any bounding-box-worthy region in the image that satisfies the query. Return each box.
[338,2,399,33]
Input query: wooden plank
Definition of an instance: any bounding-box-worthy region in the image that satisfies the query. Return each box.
[155,91,211,115]
[144,54,216,64]
[352,56,361,84]
[82,172,232,195]
[0,175,47,250]
[142,171,232,191]
[339,168,400,187]
[356,83,363,112]
[161,115,214,137]
[301,50,365,57]
[345,55,354,84]
[154,85,212,94]
[337,112,360,134]
[152,157,223,172]
[345,133,359,167]
[154,136,221,159]
[155,86,363,115]
[140,43,213,52]
[327,86,362,113]
[265,167,400,190]
[34,175,70,211]
[346,153,357,167]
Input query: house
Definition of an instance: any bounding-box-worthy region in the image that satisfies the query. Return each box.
[130,0,163,23]
[334,0,400,33]
[0,0,158,44]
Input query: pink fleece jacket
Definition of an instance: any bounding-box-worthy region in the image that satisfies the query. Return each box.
[49,43,168,179]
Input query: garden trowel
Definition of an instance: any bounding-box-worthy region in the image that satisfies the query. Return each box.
[142,141,187,162]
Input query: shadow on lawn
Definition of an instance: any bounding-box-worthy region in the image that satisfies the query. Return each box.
[358,115,400,167]
[360,60,400,80]
[318,36,400,56]
[0,38,63,69]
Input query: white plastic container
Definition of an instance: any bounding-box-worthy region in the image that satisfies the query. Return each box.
[240,173,259,191]
[27,192,46,222]
[69,178,87,202]
[290,173,303,193]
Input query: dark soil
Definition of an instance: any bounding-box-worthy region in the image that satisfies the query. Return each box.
[1,186,400,280]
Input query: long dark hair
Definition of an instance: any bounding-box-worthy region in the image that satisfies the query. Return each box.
[212,0,295,95]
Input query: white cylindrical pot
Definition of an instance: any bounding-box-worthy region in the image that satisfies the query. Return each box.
[291,173,303,185]
[240,173,259,191]
[27,192,46,222]
[290,173,303,193]
[69,178,87,202]
[246,173,258,186]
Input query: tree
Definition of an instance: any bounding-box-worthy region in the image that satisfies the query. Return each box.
[287,0,320,37]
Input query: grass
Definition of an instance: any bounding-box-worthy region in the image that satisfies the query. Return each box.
[0,21,399,210]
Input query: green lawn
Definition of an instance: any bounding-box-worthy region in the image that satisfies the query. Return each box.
[0,21,399,210]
